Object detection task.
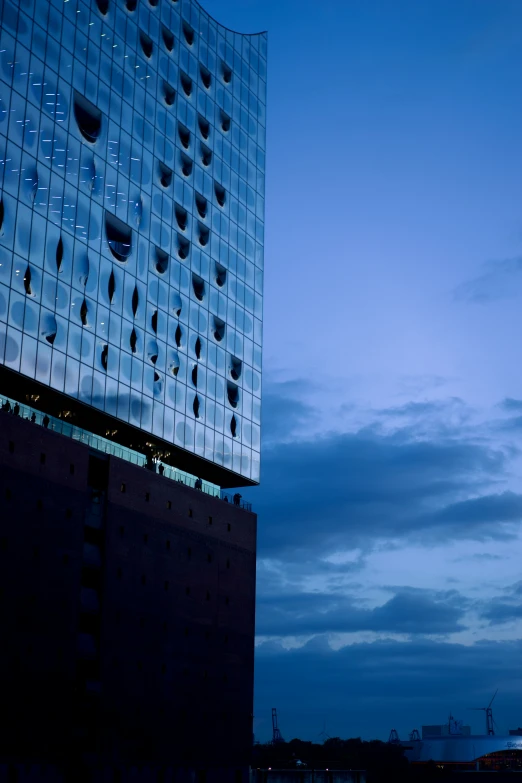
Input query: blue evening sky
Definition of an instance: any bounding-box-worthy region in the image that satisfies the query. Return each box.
[202,0,522,742]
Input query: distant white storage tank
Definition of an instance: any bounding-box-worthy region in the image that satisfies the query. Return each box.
[404,734,522,764]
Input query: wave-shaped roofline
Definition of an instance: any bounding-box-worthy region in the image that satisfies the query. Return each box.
[195,0,267,37]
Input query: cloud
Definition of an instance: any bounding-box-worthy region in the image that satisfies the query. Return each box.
[481,581,522,626]
[254,636,522,742]
[377,398,466,419]
[256,587,468,637]
[260,379,318,444]
[453,257,522,304]
[247,414,517,556]
[501,398,522,412]
[250,382,522,742]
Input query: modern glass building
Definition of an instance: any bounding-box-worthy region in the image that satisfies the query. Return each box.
[0,0,267,487]
[0,1,266,779]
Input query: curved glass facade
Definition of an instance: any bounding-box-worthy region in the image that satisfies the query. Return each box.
[0,0,266,484]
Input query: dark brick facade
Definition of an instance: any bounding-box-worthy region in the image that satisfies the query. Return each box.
[0,411,257,782]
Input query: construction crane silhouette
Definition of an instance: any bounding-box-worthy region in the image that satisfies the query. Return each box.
[468,690,498,736]
[388,729,400,744]
[272,708,285,744]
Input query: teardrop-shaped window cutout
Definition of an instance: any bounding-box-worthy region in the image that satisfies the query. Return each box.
[230,415,237,438]
[159,161,172,188]
[105,211,132,262]
[220,110,231,133]
[177,235,190,260]
[101,344,108,371]
[0,200,4,232]
[221,61,232,84]
[155,247,168,275]
[73,91,102,143]
[175,324,182,348]
[140,31,153,59]
[77,254,89,288]
[195,193,207,218]
[163,81,176,106]
[148,339,158,364]
[23,265,32,296]
[175,204,188,231]
[198,115,210,140]
[41,313,57,345]
[151,310,158,334]
[162,25,174,51]
[132,285,139,317]
[178,123,190,149]
[96,0,109,14]
[108,270,116,303]
[169,352,180,376]
[213,316,225,342]
[192,274,205,301]
[180,153,193,177]
[56,236,64,272]
[130,327,137,353]
[193,395,200,418]
[172,292,182,317]
[214,182,226,207]
[182,21,194,46]
[180,72,192,97]
[227,382,239,409]
[154,370,161,383]
[149,0,159,6]
[230,356,242,381]
[80,299,88,326]
[191,365,198,387]
[198,223,209,247]
[195,337,202,359]
[126,0,137,9]
[200,65,211,89]
[215,262,227,287]
[200,144,212,167]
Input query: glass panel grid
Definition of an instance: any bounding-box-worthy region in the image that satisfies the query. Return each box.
[0,0,266,483]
